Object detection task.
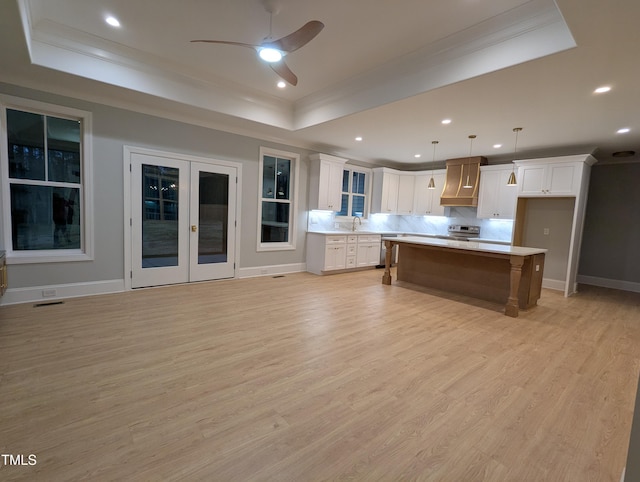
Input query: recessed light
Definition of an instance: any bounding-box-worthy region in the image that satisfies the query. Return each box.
[105,16,120,27]
[355,136,363,141]
[493,144,502,149]
[277,81,286,89]
[414,154,421,158]
[617,128,631,134]
[594,86,611,94]
[441,119,452,125]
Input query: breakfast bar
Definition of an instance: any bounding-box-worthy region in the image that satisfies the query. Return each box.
[382,236,547,317]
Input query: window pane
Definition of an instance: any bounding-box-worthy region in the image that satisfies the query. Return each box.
[142,164,179,268]
[198,171,228,264]
[48,116,81,183]
[342,170,349,193]
[352,195,365,217]
[7,109,45,181]
[262,155,276,198]
[276,157,290,200]
[261,201,289,243]
[338,194,348,216]
[353,172,366,194]
[10,184,81,250]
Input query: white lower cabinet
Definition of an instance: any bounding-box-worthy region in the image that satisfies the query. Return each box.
[307,233,381,275]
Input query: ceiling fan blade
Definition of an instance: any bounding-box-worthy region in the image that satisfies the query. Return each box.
[270,60,298,86]
[190,40,259,50]
[270,20,324,53]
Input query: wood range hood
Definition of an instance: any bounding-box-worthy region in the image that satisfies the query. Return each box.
[440,156,488,207]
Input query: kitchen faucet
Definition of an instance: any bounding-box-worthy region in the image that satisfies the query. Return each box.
[352,216,362,231]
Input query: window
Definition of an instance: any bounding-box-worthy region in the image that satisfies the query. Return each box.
[1,96,93,263]
[257,147,299,251]
[338,167,370,217]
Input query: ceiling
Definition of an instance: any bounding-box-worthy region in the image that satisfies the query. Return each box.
[1,0,639,167]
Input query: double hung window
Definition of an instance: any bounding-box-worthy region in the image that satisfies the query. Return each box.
[1,96,93,262]
[257,147,298,251]
[338,167,369,217]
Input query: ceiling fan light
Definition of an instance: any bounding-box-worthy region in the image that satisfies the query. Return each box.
[258,47,282,63]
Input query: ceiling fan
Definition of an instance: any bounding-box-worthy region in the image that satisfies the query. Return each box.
[190,4,324,86]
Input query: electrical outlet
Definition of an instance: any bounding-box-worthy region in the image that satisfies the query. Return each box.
[536,264,540,272]
[543,228,550,235]
[42,289,57,298]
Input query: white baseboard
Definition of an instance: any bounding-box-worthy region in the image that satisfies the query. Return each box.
[238,263,306,279]
[577,275,640,293]
[1,279,125,306]
[542,278,566,292]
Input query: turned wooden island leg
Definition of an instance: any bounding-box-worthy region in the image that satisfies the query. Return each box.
[382,240,393,285]
[505,255,524,317]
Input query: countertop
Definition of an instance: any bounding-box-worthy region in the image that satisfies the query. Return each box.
[307,231,511,245]
[383,235,547,257]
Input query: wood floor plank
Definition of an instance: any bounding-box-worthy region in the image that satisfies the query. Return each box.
[0,270,638,481]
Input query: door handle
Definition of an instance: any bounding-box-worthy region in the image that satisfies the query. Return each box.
[191,225,197,232]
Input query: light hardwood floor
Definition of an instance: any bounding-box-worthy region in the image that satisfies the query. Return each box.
[0,269,639,481]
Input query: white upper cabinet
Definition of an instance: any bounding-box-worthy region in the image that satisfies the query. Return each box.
[372,168,416,214]
[414,170,446,216]
[477,165,518,219]
[515,157,585,196]
[397,174,416,214]
[308,153,348,211]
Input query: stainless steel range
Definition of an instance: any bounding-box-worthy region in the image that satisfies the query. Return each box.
[436,225,480,241]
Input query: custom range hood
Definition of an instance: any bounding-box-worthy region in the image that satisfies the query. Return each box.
[440,156,488,207]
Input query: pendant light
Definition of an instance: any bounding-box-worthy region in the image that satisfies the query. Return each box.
[507,127,522,186]
[427,140,438,189]
[462,135,476,188]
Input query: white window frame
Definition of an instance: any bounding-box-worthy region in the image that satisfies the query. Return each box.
[257,147,299,252]
[0,95,94,264]
[336,165,372,220]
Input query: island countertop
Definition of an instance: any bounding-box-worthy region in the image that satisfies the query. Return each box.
[381,236,547,317]
[382,235,547,257]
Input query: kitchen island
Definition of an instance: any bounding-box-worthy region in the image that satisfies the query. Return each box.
[382,236,547,317]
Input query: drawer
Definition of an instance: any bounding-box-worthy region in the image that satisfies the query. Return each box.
[347,244,357,255]
[346,256,356,268]
[347,235,358,244]
[325,235,347,245]
[358,234,382,243]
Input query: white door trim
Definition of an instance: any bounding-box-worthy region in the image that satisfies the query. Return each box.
[123,145,242,290]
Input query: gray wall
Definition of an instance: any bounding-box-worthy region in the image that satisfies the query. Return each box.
[0,83,312,289]
[579,163,640,283]
[521,197,575,283]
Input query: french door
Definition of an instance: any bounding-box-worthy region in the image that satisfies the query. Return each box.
[130,152,236,288]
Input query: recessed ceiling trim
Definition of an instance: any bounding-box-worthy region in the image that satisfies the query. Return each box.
[18,1,296,130]
[293,0,576,130]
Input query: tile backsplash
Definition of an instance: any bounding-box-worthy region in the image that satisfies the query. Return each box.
[308,207,514,242]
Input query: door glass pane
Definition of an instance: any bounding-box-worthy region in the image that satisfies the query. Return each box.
[198,171,228,264]
[142,164,179,268]
[48,116,81,183]
[261,201,289,242]
[7,109,45,181]
[10,184,81,250]
[342,169,349,192]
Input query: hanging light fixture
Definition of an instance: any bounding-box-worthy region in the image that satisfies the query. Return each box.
[462,135,476,188]
[507,127,522,186]
[428,140,438,189]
